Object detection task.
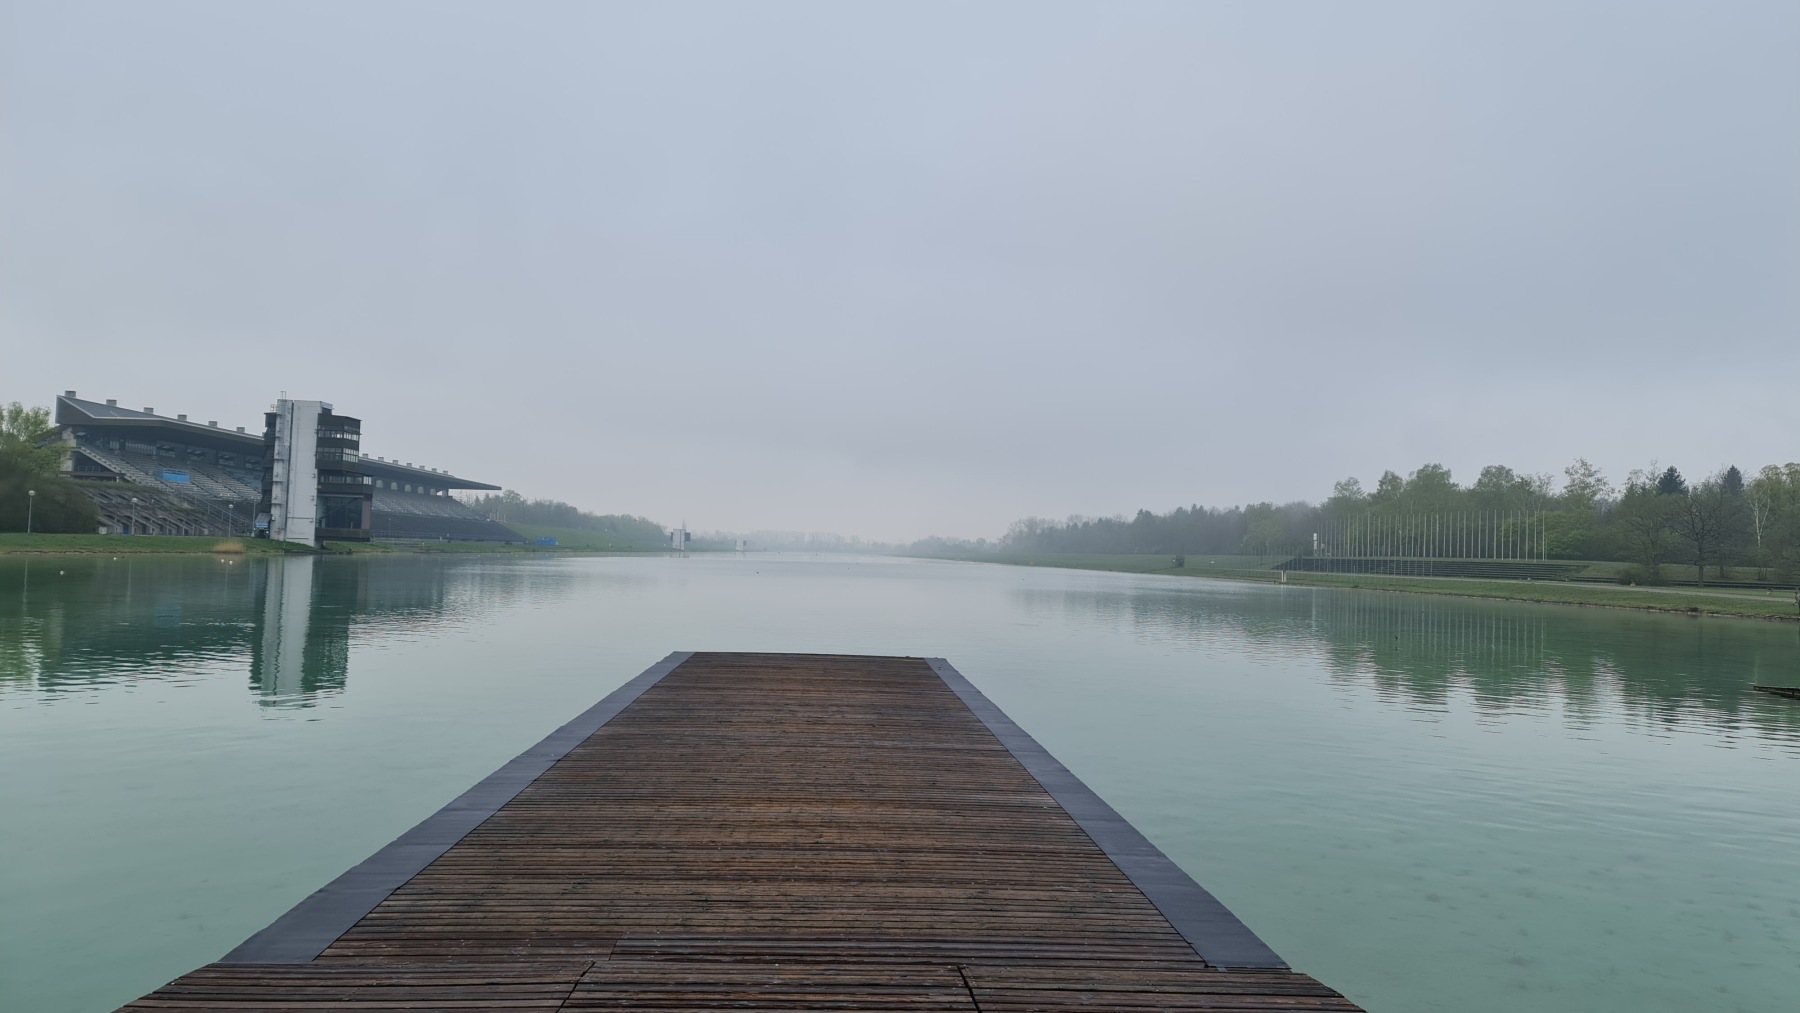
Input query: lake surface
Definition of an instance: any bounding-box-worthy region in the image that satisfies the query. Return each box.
[3,553,1797,1012]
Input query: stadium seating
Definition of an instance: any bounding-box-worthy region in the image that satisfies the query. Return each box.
[79,483,251,537]
[74,440,260,502]
[371,490,521,542]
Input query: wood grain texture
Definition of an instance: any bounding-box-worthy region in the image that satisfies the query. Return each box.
[117,653,1363,1011]
[117,961,592,1010]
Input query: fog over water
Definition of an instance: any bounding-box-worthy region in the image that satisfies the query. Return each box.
[3,2,1796,540]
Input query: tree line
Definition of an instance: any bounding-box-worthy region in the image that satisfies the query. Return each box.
[925,459,1800,585]
[459,489,667,546]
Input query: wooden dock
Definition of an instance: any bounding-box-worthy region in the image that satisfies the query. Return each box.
[119,652,1363,1011]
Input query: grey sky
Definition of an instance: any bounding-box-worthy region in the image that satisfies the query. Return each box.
[3,1,1796,541]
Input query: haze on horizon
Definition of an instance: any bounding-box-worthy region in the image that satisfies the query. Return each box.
[3,1,1795,544]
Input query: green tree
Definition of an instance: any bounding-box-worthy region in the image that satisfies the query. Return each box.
[1613,472,1677,581]
[1370,470,1405,508]
[1,403,59,473]
[1560,458,1613,509]
[1542,510,1591,559]
[1239,503,1287,558]
[0,402,97,533]
[1721,466,1745,497]
[1322,477,1365,524]
[1717,465,1751,574]
[1552,459,1612,559]
[1401,463,1458,513]
[1747,464,1800,579]
[1671,476,1730,584]
[1656,466,1687,497]
[1470,465,1519,512]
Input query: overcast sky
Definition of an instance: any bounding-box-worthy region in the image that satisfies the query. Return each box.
[3,1,1796,541]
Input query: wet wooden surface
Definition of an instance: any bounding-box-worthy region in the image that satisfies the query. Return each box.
[120,652,1363,1011]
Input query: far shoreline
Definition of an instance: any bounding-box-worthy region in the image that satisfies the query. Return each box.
[914,552,1800,624]
[0,531,675,558]
[8,535,1796,623]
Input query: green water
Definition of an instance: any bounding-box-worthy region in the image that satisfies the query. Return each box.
[2,554,1796,1012]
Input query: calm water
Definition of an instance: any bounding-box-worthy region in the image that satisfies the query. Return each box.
[2,553,1797,1012]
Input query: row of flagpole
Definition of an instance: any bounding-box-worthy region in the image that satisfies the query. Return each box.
[1317,510,1546,560]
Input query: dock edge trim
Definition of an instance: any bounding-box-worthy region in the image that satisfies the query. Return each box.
[925,657,1289,970]
[219,650,695,963]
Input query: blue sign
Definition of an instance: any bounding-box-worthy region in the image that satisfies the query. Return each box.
[161,469,190,483]
[534,537,558,547]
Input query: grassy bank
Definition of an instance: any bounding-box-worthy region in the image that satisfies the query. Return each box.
[325,523,673,554]
[504,523,671,551]
[0,533,310,555]
[1258,571,1800,620]
[923,552,1800,621]
[1,524,674,557]
[942,552,1276,574]
[323,539,537,554]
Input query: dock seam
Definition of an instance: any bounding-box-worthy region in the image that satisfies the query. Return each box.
[955,964,985,1012]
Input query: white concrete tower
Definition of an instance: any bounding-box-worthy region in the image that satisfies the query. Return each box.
[266,398,323,546]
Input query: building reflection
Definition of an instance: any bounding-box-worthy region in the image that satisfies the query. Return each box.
[0,556,265,688]
[0,555,537,709]
[249,556,353,707]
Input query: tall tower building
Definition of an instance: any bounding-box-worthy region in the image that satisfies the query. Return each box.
[260,398,371,547]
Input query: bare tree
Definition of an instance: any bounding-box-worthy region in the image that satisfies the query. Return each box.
[1613,485,1674,580]
[1671,476,1730,585]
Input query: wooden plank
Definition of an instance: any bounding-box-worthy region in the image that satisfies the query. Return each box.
[117,961,591,1010]
[321,655,1180,962]
[222,652,693,963]
[609,933,1207,966]
[117,653,1363,1012]
[565,959,976,1011]
[929,657,1290,969]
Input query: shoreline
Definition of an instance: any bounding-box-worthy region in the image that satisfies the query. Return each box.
[1265,571,1800,623]
[9,536,1795,622]
[0,533,671,557]
[918,553,1800,623]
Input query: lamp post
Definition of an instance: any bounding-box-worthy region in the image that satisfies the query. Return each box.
[130,496,140,536]
[26,489,35,534]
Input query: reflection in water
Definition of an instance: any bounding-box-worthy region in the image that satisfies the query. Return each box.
[250,556,347,707]
[0,555,556,709]
[4,555,1796,739]
[1013,582,1800,751]
[0,556,264,690]
[4,555,1798,1013]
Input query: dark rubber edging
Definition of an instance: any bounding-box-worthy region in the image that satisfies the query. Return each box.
[220,651,694,963]
[925,657,1289,970]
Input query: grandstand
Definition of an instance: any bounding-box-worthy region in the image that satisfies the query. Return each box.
[55,394,263,535]
[53,391,521,544]
[372,489,521,541]
[356,456,520,543]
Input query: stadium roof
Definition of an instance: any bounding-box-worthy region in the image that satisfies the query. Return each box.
[358,457,500,491]
[56,393,262,450]
[54,392,502,491]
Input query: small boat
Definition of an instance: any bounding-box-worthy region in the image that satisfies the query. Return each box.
[1751,685,1800,701]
